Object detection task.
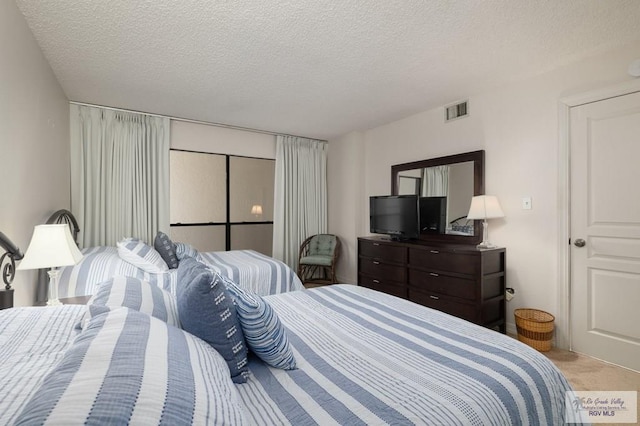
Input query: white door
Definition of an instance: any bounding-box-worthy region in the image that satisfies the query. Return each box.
[570,90,640,372]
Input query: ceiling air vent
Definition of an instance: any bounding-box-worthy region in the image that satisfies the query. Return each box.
[445,101,468,122]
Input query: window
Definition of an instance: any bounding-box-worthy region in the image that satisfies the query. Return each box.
[169,150,275,255]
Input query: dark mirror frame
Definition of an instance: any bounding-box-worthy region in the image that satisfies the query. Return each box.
[391,150,485,245]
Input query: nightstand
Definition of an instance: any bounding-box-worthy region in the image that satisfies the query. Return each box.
[0,289,14,310]
[304,282,330,289]
[33,295,91,307]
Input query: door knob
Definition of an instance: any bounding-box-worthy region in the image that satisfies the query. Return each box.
[574,238,586,247]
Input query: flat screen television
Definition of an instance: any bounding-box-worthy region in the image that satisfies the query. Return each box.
[369,195,419,240]
[419,196,447,234]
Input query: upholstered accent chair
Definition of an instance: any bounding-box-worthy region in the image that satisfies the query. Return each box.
[297,234,341,285]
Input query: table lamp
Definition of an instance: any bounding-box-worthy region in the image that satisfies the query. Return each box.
[467,195,504,249]
[17,224,83,306]
[251,204,263,218]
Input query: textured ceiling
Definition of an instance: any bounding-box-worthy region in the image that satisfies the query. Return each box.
[14,0,640,140]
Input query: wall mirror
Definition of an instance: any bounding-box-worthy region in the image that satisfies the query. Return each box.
[391,150,484,244]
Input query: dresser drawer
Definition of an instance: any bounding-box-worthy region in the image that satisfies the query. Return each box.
[359,275,407,299]
[359,240,407,264]
[409,289,477,322]
[409,248,477,275]
[359,258,406,282]
[409,269,475,301]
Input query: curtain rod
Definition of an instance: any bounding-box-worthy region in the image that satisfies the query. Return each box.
[69,101,326,141]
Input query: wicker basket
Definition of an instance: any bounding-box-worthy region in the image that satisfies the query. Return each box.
[514,308,555,352]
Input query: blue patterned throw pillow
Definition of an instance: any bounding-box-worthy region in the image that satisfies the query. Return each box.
[220,274,296,370]
[154,231,179,269]
[177,257,249,383]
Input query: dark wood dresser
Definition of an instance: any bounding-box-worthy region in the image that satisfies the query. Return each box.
[358,236,506,333]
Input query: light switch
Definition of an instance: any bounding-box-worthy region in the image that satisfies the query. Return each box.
[522,197,532,210]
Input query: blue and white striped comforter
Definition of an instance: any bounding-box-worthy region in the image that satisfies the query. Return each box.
[199,250,304,296]
[0,306,84,424]
[56,246,303,298]
[1,286,573,425]
[241,285,573,425]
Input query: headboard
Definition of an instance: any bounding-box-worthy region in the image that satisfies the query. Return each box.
[45,209,80,245]
[0,232,23,290]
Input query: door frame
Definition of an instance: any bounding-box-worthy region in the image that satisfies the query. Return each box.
[557,79,640,350]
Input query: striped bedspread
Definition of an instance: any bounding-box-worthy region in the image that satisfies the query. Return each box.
[1,286,573,425]
[241,285,573,425]
[0,306,84,424]
[199,250,304,296]
[56,246,303,298]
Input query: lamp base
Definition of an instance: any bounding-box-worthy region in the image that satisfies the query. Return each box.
[476,220,498,249]
[46,268,62,308]
[476,241,497,250]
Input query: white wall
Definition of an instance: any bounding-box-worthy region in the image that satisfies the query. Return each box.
[171,120,276,158]
[0,1,70,306]
[327,131,365,283]
[328,42,640,344]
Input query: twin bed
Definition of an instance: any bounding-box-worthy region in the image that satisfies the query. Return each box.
[54,245,304,298]
[0,211,576,425]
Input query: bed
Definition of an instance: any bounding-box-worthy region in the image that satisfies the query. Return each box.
[42,210,303,299]
[1,283,575,425]
[54,245,303,298]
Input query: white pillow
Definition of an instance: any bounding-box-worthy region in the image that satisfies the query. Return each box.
[117,237,168,273]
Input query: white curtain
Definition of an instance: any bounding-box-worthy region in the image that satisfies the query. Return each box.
[70,104,170,247]
[421,165,449,197]
[272,135,327,270]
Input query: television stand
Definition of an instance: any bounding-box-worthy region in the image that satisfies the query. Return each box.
[357,236,506,333]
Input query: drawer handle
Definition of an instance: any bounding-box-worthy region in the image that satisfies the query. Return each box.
[430,250,440,254]
[372,261,380,265]
[429,295,439,300]
[373,243,380,246]
[429,273,439,277]
[373,279,380,284]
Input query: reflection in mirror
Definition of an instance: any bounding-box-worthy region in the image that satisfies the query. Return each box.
[397,162,474,236]
[391,150,484,245]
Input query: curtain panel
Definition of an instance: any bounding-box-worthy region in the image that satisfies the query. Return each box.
[421,165,449,197]
[70,104,170,248]
[272,135,328,271]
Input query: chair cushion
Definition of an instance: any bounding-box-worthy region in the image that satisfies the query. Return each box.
[308,234,336,257]
[299,255,333,266]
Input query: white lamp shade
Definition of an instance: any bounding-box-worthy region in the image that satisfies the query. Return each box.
[16,224,83,270]
[251,205,263,215]
[467,195,504,220]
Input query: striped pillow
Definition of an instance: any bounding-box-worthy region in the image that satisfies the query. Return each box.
[117,237,168,273]
[220,274,296,370]
[175,242,200,261]
[78,276,180,329]
[15,308,246,425]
